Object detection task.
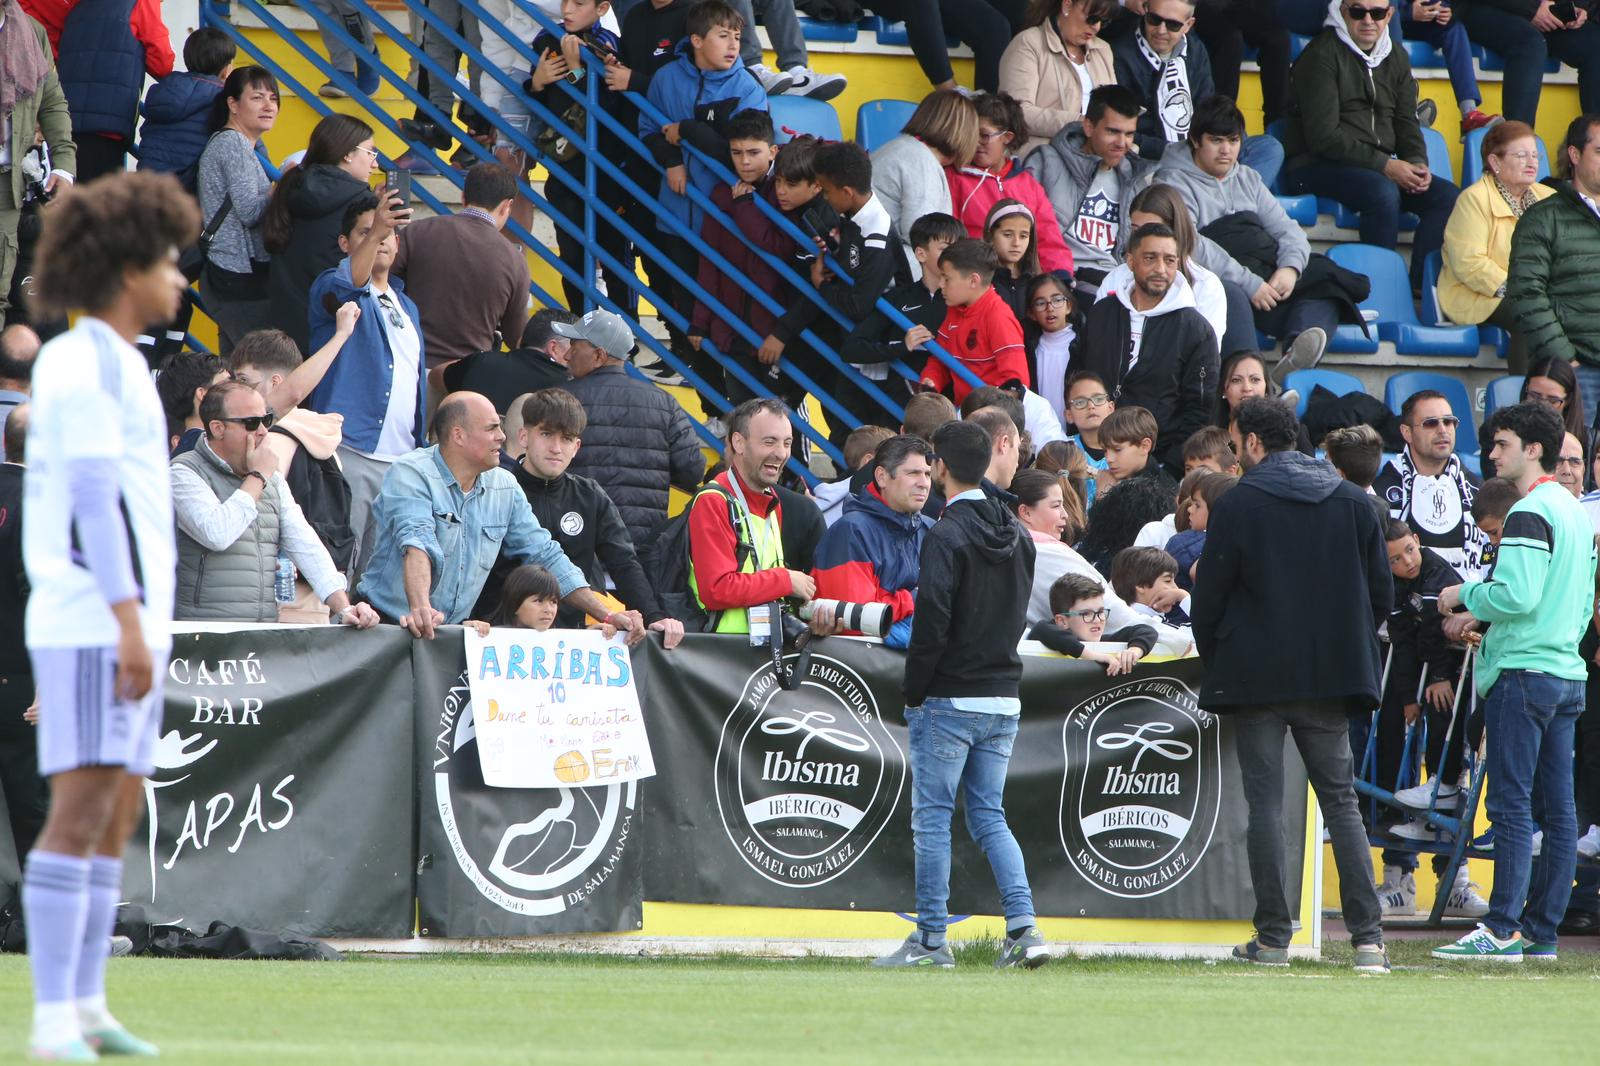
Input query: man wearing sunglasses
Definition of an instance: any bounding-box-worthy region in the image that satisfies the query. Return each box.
[171,380,379,628]
[1281,0,1459,291]
[1110,0,1285,187]
[1373,388,1489,580]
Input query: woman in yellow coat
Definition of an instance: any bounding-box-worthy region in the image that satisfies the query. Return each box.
[1437,119,1553,373]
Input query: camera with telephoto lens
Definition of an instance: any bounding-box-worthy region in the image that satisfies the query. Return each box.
[798,599,892,639]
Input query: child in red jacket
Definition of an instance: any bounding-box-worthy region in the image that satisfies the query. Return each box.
[907,238,1029,405]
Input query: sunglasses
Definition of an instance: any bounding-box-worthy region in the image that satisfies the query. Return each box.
[1344,3,1390,19]
[1416,415,1459,429]
[219,412,276,432]
[1143,10,1187,31]
[1069,5,1108,26]
[1068,393,1111,410]
[377,291,407,329]
[1065,607,1109,622]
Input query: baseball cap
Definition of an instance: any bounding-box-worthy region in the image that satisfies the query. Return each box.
[550,310,636,360]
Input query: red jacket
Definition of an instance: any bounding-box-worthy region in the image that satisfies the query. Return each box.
[23,0,172,74]
[946,159,1074,274]
[687,468,793,611]
[921,286,1029,404]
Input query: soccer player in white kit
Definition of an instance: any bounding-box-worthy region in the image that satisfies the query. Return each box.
[19,172,197,1061]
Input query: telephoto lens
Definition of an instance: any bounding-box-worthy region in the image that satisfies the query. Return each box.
[799,599,892,638]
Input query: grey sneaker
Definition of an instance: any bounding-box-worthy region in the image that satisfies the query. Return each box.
[1416,98,1438,128]
[318,80,352,99]
[1272,326,1328,385]
[108,935,134,957]
[1353,943,1391,974]
[871,934,954,969]
[747,63,795,96]
[1231,938,1289,967]
[995,926,1052,969]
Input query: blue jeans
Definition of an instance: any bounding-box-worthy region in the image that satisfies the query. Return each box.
[1483,669,1585,944]
[1283,163,1459,288]
[906,702,1035,946]
[1240,134,1284,194]
[1571,362,1600,437]
[1457,4,1600,125]
[1403,13,1480,108]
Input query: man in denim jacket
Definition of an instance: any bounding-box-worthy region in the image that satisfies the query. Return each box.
[356,391,643,642]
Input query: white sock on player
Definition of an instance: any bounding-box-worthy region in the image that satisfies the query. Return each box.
[75,856,123,1032]
[22,850,91,1048]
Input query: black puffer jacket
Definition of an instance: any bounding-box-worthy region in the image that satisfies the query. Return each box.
[563,364,706,544]
[267,164,371,357]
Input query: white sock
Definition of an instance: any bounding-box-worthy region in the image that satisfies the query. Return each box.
[76,857,123,1031]
[22,851,90,1047]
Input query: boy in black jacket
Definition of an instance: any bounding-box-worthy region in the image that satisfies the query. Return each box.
[1029,573,1156,674]
[876,419,1048,971]
[842,211,963,396]
[472,389,684,647]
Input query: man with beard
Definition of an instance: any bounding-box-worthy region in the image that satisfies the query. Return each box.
[1079,222,1220,474]
[1373,389,1489,580]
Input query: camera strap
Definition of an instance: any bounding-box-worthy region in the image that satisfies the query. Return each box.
[770,604,812,692]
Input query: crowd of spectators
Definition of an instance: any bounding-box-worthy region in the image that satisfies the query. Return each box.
[5,0,1600,975]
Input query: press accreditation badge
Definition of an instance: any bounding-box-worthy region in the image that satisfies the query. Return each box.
[748,603,772,647]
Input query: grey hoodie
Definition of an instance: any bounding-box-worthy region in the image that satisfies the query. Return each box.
[1022,123,1154,273]
[1152,142,1311,292]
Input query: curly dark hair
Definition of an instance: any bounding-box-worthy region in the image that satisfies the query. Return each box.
[1080,474,1177,576]
[32,172,200,317]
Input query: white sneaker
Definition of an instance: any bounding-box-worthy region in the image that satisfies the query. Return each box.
[784,65,848,101]
[1444,879,1490,919]
[748,63,795,96]
[1390,819,1452,842]
[1392,781,1459,810]
[1578,824,1600,859]
[1378,870,1417,916]
[1533,830,1543,856]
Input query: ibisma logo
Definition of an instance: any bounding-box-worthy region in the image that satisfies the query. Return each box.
[714,654,904,888]
[433,670,635,916]
[1059,676,1219,899]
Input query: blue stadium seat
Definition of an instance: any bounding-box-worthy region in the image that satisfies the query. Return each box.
[770,96,842,143]
[1422,126,1454,185]
[857,99,917,152]
[1472,42,1560,74]
[1384,371,1478,454]
[1422,250,1505,357]
[798,17,858,42]
[1484,375,1524,418]
[1276,193,1318,226]
[1459,452,1482,477]
[877,21,960,47]
[1284,368,1366,417]
[1461,127,1551,187]
[1479,324,1511,358]
[1327,244,1480,356]
[1404,39,1444,69]
[1289,33,1311,60]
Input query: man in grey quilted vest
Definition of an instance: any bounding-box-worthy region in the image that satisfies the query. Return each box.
[169,379,379,627]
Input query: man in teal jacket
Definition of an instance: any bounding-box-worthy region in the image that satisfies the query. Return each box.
[1434,403,1598,963]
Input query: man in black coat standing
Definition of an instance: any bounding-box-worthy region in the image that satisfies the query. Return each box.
[1191,397,1392,973]
[0,406,45,871]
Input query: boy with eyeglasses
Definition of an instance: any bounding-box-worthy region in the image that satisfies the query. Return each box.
[1064,370,1114,507]
[1373,389,1489,581]
[1028,573,1156,675]
[304,189,425,582]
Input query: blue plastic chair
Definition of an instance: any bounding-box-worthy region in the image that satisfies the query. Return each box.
[769,96,842,143]
[1461,128,1551,187]
[798,16,858,41]
[1472,42,1560,74]
[1421,250,1508,358]
[1403,39,1444,69]
[1327,244,1480,356]
[1284,368,1366,418]
[856,99,916,153]
[1421,126,1454,185]
[1483,375,1525,418]
[1276,194,1318,226]
[1384,371,1478,454]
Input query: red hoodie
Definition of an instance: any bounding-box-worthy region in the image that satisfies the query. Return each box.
[946,159,1074,274]
[920,286,1029,404]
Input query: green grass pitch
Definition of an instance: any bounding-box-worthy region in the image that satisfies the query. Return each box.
[3,941,1597,1063]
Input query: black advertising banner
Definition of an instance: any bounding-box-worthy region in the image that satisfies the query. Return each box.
[638,637,1306,921]
[121,626,416,937]
[411,637,643,937]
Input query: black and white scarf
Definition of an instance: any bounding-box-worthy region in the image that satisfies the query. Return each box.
[1136,32,1192,143]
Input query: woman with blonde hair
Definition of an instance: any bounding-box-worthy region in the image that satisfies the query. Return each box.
[870,88,979,277]
[998,0,1119,151]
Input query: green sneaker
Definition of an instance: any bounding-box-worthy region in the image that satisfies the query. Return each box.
[84,1026,159,1057]
[1523,942,1558,962]
[1431,924,1523,962]
[1231,938,1289,967]
[870,934,954,969]
[995,927,1051,970]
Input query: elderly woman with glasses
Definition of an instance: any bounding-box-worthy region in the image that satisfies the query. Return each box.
[999,0,1119,152]
[1438,120,1555,373]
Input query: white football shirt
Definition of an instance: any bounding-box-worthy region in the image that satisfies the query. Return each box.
[24,317,176,651]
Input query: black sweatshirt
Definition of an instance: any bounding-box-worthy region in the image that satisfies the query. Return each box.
[1387,544,1464,703]
[903,494,1036,708]
[1028,619,1158,658]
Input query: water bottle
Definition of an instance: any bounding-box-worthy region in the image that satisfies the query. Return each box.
[274,552,296,604]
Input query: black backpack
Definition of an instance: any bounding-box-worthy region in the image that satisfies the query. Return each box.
[270,425,356,572]
[636,482,753,633]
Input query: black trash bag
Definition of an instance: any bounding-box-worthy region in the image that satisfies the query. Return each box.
[146,922,343,961]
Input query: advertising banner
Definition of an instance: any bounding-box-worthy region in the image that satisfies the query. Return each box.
[412,636,644,938]
[638,637,1305,921]
[121,626,416,937]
